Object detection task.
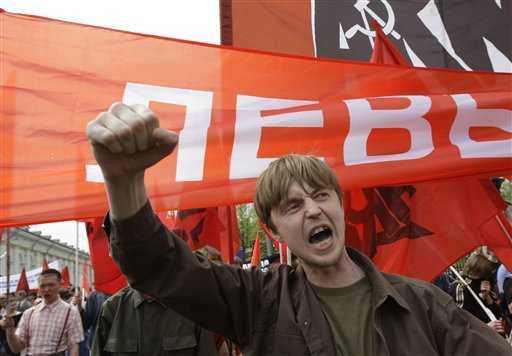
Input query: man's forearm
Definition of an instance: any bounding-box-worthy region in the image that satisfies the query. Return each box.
[105,173,148,220]
[69,343,79,356]
[5,329,25,353]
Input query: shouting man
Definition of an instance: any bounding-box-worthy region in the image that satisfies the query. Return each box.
[2,269,84,356]
[87,103,511,355]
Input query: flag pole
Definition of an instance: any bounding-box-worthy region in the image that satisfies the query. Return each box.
[75,221,79,292]
[449,266,497,321]
[6,228,11,301]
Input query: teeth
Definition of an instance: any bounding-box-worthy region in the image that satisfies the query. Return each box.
[310,225,329,237]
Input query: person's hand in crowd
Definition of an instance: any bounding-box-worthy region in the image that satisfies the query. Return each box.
[480,280,495,305]
[0,316,15,330]
[71,293,82,309]
[0,304,17,330]
[487,319,505,334]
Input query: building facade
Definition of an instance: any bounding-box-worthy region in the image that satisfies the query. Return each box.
[0,227,92,287]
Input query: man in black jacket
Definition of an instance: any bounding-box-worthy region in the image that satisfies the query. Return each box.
[87,102,511,355]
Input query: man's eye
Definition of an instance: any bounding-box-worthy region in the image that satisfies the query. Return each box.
[286,202,301,213]
[314,191,329,200]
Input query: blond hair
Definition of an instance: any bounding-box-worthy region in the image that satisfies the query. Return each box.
[254,155,342,233]
[462,252,497,280]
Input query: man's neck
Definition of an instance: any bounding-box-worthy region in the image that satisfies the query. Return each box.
[303,249,365,288]
[43,296,59,306]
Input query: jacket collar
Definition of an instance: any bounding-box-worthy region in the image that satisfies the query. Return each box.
[346,247,411,312]
[292,247,411,313]
[132,288,167,309]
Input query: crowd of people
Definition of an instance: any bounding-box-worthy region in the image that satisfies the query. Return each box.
[0,270,110,356]
[0,246,511,355]
[435,248,512,342]
[0,102,510,355]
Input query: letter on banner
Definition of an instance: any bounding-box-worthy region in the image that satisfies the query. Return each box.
[123,82,213,181]
[230,95,324,179]
[450,94,512,158]
[343,96,434,165]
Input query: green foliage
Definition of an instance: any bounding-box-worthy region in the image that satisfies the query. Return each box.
[236,204,274,260]
[500,178,512,205]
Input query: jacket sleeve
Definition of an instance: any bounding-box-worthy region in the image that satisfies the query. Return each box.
[107,202,270,348]
[432,292,511,355]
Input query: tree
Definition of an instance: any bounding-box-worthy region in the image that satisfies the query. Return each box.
[236,204,272,261]
[499,178,512,205]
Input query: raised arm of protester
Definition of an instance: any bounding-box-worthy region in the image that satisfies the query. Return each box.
[87,103,512,355]
[87,103,265,347]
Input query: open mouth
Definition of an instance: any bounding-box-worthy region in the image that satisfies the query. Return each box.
[308,226,332,245]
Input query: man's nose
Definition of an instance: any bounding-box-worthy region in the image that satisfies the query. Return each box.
[304,197,322,218]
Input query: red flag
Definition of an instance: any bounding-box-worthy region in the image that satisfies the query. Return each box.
[158,210,177,230]
[226,5,512,280]
[360,179,512,279]
[217,206,241,263]
[344,22,512,278]
[0,10,510,227]
[86,218,127,295]
[250,233,261,268]
[259,222,287,264]
[369,20,410,66]
[61,266,71,289]
[173,208,225,252]
[16,267,29,292]
[82,264,91,296]
[160,205,240,263]
[224,1,510,72]
[42,258,49,271]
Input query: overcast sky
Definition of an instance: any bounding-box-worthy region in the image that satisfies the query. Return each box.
[0,0,220,252]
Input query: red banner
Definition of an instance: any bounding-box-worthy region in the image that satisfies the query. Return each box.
[86,218,127,295]
[0,11,511,227]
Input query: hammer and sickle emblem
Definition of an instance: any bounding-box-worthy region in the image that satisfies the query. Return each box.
[339,0,401,49]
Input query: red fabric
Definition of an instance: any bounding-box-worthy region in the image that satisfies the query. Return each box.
[259,222,287,263]
[0,228,3,242]
[369,20,410,66]
[16,267,29,292]
[85,206,240,289]
[226,13,512,280]
[81,264,91,296]
[61,266,71,289]
[346,179,512,280]
[345,23,512,279]
[250,234,261,268]
[217,206,241,264]
[86,218,127,295]
[42,258,49,272]
[161,206,240,263]
[0,10,510,227]
[158,210,177,230]
[172,208,224,251]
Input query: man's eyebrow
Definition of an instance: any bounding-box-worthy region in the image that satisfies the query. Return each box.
[280,196,302,208]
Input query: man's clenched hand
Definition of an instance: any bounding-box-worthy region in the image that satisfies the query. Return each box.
[86,102,178,219]
[87,102,178,181]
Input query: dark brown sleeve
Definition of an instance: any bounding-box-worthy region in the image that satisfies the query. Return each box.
[107,201,267,347]
[432,293,512,355]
